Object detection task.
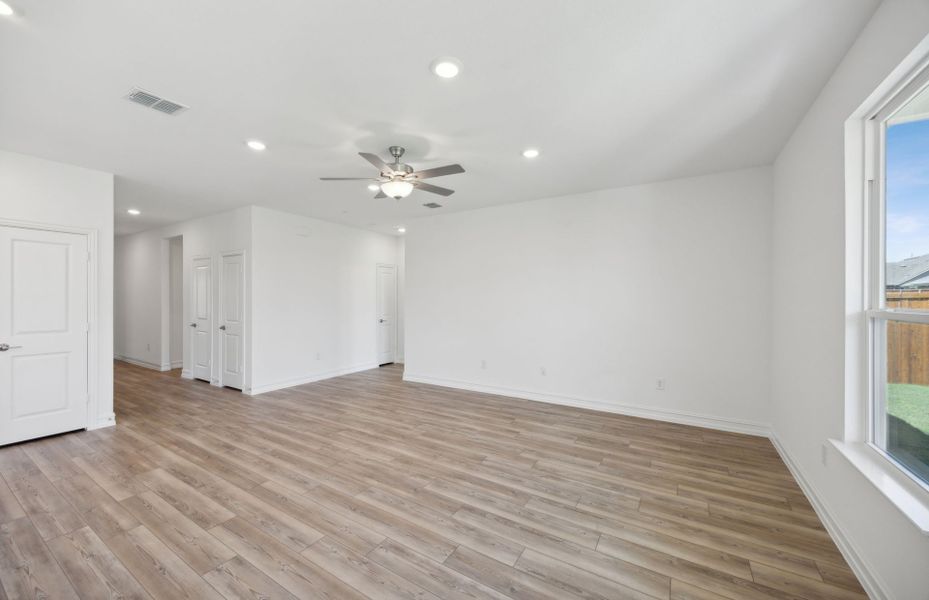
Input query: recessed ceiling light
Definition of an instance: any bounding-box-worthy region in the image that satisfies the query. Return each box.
[397,227,406,233]
[522,148,540,158]
[0,2,13,16]
[246,140,266,151]
[127,209,141,216]
[431,57,462,79]
[367,184,380,191]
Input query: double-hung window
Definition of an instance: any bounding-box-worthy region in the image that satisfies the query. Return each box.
[868,70,929,489]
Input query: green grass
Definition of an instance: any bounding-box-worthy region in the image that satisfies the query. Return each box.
[887,384,929,483]
[887,383,929,436]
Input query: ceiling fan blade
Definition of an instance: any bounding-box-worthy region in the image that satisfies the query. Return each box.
[359,152,393,173]
[413,181,455,196]
[319,177,376,180]
[409,164,465,180]
[374,190,387,199]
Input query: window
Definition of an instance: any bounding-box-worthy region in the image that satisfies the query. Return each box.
[869,75,929,489]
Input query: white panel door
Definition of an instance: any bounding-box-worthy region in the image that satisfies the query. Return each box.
[191,257,212,382]
[376,264,397,365]
[220,252,244,390]
[0,226,88,445]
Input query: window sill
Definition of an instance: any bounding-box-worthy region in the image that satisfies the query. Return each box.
[830,439,929,535]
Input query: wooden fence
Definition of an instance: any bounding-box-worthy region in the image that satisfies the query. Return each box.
[886,290,929,385]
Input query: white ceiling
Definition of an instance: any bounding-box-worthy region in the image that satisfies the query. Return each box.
[0,0,879,235]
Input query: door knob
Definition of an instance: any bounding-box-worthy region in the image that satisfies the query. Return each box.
[0,344,22,352]
[219,325,226,331]
[189,323,197,328]
[379,319,385,323]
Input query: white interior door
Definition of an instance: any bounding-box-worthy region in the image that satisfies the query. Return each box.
[191,257,212,382]
[376,264,397,366]
[0,226,88,445]
[220,252,244,390]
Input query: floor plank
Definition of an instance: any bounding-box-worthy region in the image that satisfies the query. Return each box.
[47,526,151,600]
[209,516,368,600]
[104,525,224,600]
[54,473,141,541]
[203,555,300,600]
[0,476,26,524]
[302,537,440,600]
[121,491,237,574]
[368,539,510,600]
[8,473,86,540]
[0,517,80,599]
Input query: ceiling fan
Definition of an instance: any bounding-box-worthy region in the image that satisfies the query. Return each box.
[320,146,465,200]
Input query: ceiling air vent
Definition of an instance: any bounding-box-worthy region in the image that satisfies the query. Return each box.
[423,202,443,209]
[151,99,186,115]
[124,87,189,116]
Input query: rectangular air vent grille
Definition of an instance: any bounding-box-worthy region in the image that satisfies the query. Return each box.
[151,99,186,115]
[124,87,188,116]
[423,202,443,208]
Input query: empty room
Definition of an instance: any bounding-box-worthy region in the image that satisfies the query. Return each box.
[2,1,929,598]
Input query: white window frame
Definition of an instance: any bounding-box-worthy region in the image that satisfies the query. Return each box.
[837,34,929,535]
[865,64,929,492]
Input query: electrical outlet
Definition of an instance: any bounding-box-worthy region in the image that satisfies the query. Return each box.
[316,352,321,360]
[656,378,666,391]
[146,343,151,352]
[540,367,547,376]
[480,359,487,370]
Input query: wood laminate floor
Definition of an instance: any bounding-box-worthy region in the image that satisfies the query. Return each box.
[0,361,866,599]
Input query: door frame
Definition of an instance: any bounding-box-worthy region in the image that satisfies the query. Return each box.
[218,249,246,390]
[0,217,99,431]
[189,254,213,384]
[376,262,398,365]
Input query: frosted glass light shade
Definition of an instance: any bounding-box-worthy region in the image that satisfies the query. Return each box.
[381,180,414,199]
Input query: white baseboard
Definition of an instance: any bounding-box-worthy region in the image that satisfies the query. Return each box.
[181,369,192,379]
[88,412,116,430]
[402,373,770,437]
[245,362,379,396]
[170,360,183,369]
[769,435,887,600]
[115,355,171,372]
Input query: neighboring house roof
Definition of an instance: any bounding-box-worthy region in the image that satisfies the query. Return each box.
[887,253,929,287]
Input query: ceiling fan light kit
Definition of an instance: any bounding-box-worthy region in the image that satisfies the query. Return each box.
[320,145,465,201]
[381,179,414,199]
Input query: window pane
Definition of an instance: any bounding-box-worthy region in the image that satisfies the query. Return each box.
[883,320,929,485]
[885,84,929,306]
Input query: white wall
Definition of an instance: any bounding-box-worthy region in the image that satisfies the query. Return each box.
[0,150,115,429]
[405,167,772,434]
[115,206,252,385]
[249,206,398,394]
[168,236,183,366]
[771,1,929,598]
[397,236,405,363]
